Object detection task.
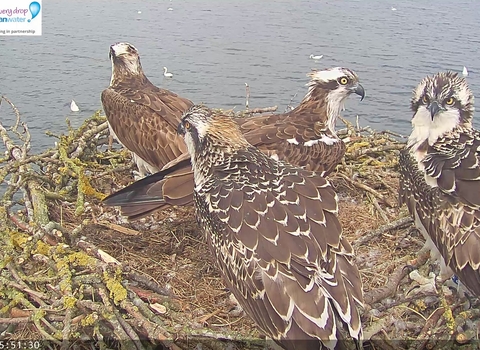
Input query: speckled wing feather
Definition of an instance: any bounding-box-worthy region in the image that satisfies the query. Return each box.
[399,127,480,295]
[101,80,193,171]
[238,103,345,175]
[195,148,363,349]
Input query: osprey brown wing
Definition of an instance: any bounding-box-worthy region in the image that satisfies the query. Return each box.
[101,83,193,171]
[194,150,363,349]
[239,106,346,174]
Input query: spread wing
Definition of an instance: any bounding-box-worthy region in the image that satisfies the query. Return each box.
[239,108,345,175]
[101,82,193,171]
[399,129,480,295]
[197,154,363,348]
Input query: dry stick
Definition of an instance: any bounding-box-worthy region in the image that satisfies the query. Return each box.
[1,95,25,142]
[241,106,277,115]
[336,172,395,208]
[112,306,146,350]
[77,299,130,340]
[60,308,73,350]
[95,285,140,347]
[244,83,250,109]
[70,121,108,159]
[0,317,30,324]
[121,298,182,350]
[128,273,172,297]
[18,296,62,345]
[410,307,445,350]
[7,264,49,308]
[348,143,405,158]
[354,216,413,249]
[364,251,430,305]
[0,115,49,226]
[338,115,357,137]
[367,192,389,223]
[0,121,22,160]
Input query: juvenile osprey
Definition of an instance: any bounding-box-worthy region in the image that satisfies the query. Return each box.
[101,42,193,177]
[399,71,480,295]
[104,68,365,219]
[178,105,364,350]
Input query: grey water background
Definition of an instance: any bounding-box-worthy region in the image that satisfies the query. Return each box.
[1,0,480,151]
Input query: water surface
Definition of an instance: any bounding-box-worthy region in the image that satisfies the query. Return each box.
[2,0,479,150]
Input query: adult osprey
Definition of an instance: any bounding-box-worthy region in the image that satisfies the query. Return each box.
[101,42,193,178]
[178,105,364,350]
[104,67,365,219]
[399,71,480,295]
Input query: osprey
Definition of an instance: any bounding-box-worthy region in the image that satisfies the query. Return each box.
[399,71,480,295]
[178,105,364,350]
[104,67,365,219]
[101,42,193,178]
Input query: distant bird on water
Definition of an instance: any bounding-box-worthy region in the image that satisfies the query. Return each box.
[163,67,173,78]
[309,54,323,60]
[70,100,79,112]
[463,66,468,77]
[391,6,397,11]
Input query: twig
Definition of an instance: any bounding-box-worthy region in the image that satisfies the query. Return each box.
[354,216,413,248]
[367,192,389,223]
[336,172,395,207]
[410,307,445,350]
[244,83,250,109]
[364,251,430,305]
[239,106,277,115]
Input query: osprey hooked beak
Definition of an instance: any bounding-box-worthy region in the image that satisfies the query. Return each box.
[350,83,365,101]
[109,45,114,60]
[427,101,442,119]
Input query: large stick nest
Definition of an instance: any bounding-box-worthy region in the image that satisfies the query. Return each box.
[0,96,478,350]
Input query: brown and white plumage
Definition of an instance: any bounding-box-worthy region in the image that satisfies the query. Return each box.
[237,67,365,173]
[399,71,480,295]
[177,105,363,350]
[103,67,365,219]
[101,42,193,177]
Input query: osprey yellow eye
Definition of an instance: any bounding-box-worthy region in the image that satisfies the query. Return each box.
[422,95,428,104]
[446,97,455,105]
[339,77,349,85]
[184,121,191,130]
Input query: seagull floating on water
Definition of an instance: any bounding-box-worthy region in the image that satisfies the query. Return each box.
[167,7,173,11]
[309,54,323,60]
[70,100,79,112]
[391,6,397,11]
[163,67,173,78]
[463,66,468,77]
[137,10,142,14]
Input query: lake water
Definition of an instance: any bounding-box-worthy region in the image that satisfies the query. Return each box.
[2,0,480,150]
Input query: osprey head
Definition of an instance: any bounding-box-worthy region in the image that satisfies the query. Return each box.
[108,42,144,85]
[304,67,365,133]
[307,67,365,101]
[408,72,474,149]
[178,105,249,163]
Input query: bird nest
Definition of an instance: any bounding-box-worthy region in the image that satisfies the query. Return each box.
[0,96,478,350]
